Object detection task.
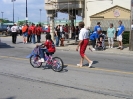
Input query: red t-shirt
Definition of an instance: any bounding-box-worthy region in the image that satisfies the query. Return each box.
[64,26,68,33]
[47,26,50,33]
[36,26,42,35]
[31,25,36,34]
[28,26,32,35]
[44,40,55,53]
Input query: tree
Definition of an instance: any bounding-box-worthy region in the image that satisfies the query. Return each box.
[18,20,26,25]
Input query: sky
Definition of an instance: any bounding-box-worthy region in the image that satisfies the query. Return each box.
[0,0,72,23]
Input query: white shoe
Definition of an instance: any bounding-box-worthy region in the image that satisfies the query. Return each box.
[111,46,113,48]
[38,58,45,63]
[92,48,95,51]
[77,64,82,67]
[88,61,93,68]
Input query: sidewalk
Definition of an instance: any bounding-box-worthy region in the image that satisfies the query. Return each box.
[56,39,133,56]
[1,35,133,56]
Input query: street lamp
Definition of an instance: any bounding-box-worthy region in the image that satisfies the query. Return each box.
[39,9,42,24]
[11,0,16,24]
[1,12,4,20]
[26,0,28,24]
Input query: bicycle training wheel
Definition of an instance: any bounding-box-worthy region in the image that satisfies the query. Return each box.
[51,57,64,72]
[30,55,42,68]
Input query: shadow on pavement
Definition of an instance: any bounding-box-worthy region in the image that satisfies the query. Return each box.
[16,42,23,44]
[0,42,14,48]
[84,61,99,67]
[42,65,68,73]
[60,65,68,73]
[0,96,16,99]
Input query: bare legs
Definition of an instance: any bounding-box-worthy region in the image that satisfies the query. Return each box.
[78,55,92,67]
[23,37,27,44]
[118,41,123,49]
[79,57,84,67]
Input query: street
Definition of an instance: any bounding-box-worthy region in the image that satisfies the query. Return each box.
[0,36,133,99]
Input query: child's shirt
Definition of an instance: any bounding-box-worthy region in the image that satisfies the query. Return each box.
[44,40,55,53]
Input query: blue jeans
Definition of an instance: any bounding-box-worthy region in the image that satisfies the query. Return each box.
[56,36,60,46]
[32,34,35,44]
[23,32,28,37]
[40,48,48,60]
[60,32,62,37]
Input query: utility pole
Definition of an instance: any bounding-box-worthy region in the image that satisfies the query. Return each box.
[26,0,28,24]
[1,12,4,20]
[129,0,133,51]
[68,0,71,40]
[39,9,42,24]
[11,0,16,24]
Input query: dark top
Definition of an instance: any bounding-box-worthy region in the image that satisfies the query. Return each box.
[56,27,60,37]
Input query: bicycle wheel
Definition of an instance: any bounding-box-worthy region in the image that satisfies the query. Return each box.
[51,57,64,72]
[30,55,42,68]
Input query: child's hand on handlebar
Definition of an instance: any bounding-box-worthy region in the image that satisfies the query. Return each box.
[36,45,39,47]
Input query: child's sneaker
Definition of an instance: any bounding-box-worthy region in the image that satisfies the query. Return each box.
[38,58,45,63]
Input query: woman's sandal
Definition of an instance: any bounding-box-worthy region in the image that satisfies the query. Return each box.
[77,64,83,67]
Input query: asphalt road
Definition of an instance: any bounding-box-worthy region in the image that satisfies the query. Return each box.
[0,36,133,99]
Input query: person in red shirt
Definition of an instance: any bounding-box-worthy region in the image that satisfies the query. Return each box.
[31,23,36,44]
[38,33,56,62]
[27,25,32,43]
[22,24,28,44]
[36,24,42,43]
[47,25,50,33]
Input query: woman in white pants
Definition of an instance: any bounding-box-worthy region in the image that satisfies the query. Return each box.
[107,23,116,48]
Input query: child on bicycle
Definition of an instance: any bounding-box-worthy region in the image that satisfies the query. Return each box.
[38,33,56,62]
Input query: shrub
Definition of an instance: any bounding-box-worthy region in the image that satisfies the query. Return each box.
[123,31,129,44]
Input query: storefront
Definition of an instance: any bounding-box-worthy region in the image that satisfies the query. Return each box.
[89,5,130,31]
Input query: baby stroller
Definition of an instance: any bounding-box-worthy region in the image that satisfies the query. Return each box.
[96,33,106,51]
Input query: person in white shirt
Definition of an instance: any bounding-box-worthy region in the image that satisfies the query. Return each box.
[11,23,18,44]
[7,25,11,31]
[7,25,11,35]
[76,22,93,68]
[19,25,22,36]
[60,25,63,37]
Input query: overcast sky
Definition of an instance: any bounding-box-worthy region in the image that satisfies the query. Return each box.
[0,0,70,23]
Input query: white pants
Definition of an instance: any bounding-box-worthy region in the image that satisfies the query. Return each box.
[108,37,114,45]
[117,35,122,41]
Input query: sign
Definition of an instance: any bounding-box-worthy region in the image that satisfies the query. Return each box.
[113,10,120,17]
[25,17,28,20]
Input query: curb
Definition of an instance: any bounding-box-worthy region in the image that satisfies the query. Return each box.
[56,46,133,56]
